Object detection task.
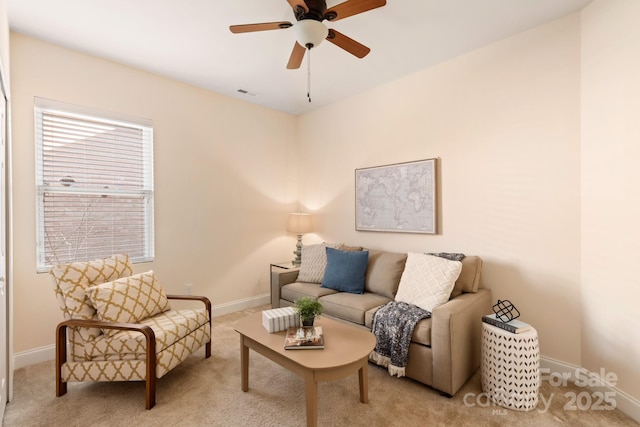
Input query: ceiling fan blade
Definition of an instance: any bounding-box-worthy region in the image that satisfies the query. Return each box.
[229,21,292,34]
[287,42,307,69]
[325,0,386,21]
[287,0,309,13]
[326,29,370,58]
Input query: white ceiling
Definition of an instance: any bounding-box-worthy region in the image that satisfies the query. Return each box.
[7,0,592,115]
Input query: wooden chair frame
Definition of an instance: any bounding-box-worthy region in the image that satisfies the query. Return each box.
[56,295,212,409]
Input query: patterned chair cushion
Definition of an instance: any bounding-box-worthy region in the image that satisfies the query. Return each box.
[50,254,133,342]
[84,308,209,358]
[63,323,211,381]
[86,270,171,336]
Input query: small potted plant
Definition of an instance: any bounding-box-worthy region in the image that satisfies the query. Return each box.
[293,296,323,327]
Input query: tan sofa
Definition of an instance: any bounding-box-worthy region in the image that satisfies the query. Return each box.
[271,249,491,396]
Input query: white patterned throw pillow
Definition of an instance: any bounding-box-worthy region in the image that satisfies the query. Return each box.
[297,243,336,283]
[50,253,133,341]
[395,253,463,312]
[86,270,171,336]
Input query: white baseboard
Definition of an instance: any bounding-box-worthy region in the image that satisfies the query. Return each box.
[12,293,271,370]
[211,293,270,317]
[541,356,640,423]
[13,344,56,370]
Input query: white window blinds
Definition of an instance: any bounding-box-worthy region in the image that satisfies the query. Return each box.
[35,98,154,271]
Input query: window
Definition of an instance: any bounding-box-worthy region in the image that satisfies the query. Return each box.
[35,98,154,272]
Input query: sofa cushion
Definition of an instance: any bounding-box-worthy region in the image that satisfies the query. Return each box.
[321,247,369,294]
[281,281,339,302]
[411,318,433,346]
[297,243,337,283]
[320,292,392,325]
[86,270,171,336]
[50,253,133,342]
[450,256,483,298]
[364,306,379,328]
[365,250,407,299]
[395,253,462,312]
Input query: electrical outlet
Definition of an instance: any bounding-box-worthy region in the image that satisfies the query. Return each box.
[185,283,193,295]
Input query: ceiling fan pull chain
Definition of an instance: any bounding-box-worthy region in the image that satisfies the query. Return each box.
[307,46,312,103]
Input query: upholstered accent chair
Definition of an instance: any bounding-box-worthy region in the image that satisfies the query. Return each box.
[50,254,212,409]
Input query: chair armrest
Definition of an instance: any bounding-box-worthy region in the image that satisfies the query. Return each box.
[166,294,212,319]
[56,320,156,380]
[431,288,492,396]
[56,318,157,408]
[166,295,212,358]
[270,269,300,308]
[56,318,156,357]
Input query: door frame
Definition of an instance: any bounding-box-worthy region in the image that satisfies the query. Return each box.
[0,47,12,409]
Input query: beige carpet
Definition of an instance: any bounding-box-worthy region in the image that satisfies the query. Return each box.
[3,306,638,427]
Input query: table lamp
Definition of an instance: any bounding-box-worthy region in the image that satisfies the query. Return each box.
[287,213,312,266]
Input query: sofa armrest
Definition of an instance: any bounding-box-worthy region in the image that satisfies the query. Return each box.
[271,269,300,308]
[431,288,492,395]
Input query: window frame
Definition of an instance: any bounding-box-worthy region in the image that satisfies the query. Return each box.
[34,98,154,272]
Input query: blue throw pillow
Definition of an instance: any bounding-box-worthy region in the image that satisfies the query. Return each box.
[321,247,369,294]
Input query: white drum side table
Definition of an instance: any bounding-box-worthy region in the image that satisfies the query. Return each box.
[481,322,540,411]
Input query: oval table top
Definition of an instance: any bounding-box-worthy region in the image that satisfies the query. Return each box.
[234,311,376,370]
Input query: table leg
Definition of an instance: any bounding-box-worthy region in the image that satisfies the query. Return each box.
[359,361,369,404]
[304,371,318,427]
[240,335,249,392]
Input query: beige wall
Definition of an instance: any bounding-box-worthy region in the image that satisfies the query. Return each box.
[581,0,640,400]
[297,14,583,366]
[7,0,640,408]
[10,32,298,353]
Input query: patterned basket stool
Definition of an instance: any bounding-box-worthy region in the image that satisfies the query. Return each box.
[481,322,540,411]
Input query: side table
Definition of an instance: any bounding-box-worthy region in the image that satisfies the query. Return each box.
[481,321,540,411]
[270,262,299,308]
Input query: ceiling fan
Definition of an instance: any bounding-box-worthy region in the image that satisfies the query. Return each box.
[229,0,387,69]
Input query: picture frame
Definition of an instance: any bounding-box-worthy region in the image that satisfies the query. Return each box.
[355,158,437,234]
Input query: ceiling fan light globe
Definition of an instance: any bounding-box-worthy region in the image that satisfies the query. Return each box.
[294,19,328,49]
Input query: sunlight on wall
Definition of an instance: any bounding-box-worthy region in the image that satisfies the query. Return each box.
[297,14,582,365]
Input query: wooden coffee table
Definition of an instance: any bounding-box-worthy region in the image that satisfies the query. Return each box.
[234,311,376,427]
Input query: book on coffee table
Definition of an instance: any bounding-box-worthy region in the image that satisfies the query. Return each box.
[284,326,324,350]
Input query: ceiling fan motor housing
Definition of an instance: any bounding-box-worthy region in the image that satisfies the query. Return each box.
[294,0,332,22]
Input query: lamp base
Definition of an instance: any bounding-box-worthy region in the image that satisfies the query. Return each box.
[292,234,303,266]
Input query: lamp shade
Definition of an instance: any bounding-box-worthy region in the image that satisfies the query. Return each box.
[294,19,328,48]
[287,213,313,234]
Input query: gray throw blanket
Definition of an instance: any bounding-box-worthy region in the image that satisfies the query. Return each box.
[427,252,465,261]
[369,301,431,377]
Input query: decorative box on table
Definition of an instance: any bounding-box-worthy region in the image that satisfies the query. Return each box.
[262,307,300,333]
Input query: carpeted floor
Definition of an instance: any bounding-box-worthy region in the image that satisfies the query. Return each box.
[3,306,638,426]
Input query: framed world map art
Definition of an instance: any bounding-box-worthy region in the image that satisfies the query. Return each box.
[355,158,437,234]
